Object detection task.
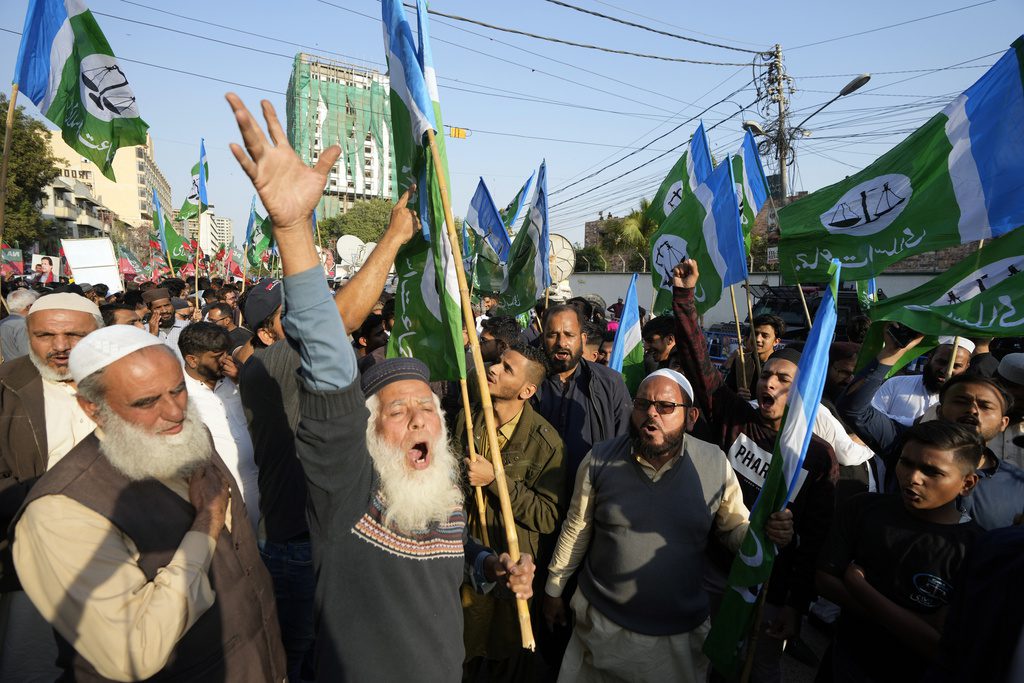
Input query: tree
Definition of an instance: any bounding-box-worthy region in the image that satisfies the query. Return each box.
[602,198,658,254]
[0,94,60,245]
[318,198,394,246]
[575,245,607,272]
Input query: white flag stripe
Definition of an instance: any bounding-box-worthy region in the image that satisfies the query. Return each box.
[944,95,993,242]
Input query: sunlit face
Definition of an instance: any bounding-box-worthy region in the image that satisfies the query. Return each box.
[643,333,674,362]
[631,376,696,456]
[148,298,175,326]
[111,309,144,329]
[924,345,971,391]
[597,340,613,365]
[937,382,1009,442]
[756,358,797,424]
[374,379,443,472]
[895,440,978,512]
[187,349,226,383]
[543,311,584,373]
[486,349,537,402]
[97,346,188,435]
[222,290,238,307]
[752,325,778,358]
[27,309,98,377]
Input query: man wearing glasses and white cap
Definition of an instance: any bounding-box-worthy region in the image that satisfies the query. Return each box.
[870,336,975,427]
[542,368,794,682]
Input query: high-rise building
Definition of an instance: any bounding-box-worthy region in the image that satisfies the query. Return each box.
[174,206,233,254]
[46,131,172,231]
[286,53,395,218]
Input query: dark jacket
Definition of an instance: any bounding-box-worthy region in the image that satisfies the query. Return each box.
[0,355,47,591]
[455,401,565,562]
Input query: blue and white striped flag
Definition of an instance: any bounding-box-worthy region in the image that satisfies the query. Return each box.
[705,258,842,675]
[466,177,511,261]
[608,273,644,393]
[703,155,749,288]
[14,0,148,181]
[733,129,770,251]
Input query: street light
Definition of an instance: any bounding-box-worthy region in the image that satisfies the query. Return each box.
[746,73,871,205]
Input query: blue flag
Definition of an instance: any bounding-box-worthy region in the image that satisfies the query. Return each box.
[734,129,770,251]
[153,187,167,254]
[465,177,511,261]
[608,273,645,393]
[500,170,535,235]
[244,195,257,244]
[705,259,842,674]
[702,155,749,288]
[690,120,713,185]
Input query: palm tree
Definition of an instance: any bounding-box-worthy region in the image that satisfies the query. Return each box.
[600,198,659,255]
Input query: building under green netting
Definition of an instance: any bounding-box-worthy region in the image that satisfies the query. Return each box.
[286,53,396,219]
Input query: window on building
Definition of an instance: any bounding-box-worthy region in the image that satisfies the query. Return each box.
[140,200,148,211]
[138,162,145,172]
[80,170,90,180]
[138,187,147,198]
[136,148,145,158]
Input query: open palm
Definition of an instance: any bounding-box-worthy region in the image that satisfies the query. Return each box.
[226,93,341,232]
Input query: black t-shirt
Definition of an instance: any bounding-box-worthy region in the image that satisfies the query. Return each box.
[819,493,980,681]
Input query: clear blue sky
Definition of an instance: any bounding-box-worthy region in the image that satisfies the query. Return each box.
[1,0,1021,248]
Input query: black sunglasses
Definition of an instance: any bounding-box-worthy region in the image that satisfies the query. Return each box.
[632,398,691,415]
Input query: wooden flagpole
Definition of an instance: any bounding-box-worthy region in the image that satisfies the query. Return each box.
[744,279,761,376]
[242,244,249,292]
[458,377,491,547]
[729,285,749,392]
[0,85,20,247]
[193,216,200,295]
[426,128,535,651]
[796,284,813,331]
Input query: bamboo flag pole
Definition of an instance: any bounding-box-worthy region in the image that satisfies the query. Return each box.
[0,85,20,247]
[241,244,249,292]
[426,128,535,651]
[796,284,813,331]
[728,285,749,392]
[165,245,176,278]
[458,377,491,548]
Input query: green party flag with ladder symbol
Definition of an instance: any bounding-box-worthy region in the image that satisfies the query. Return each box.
[779,36,1024,284]
[14,0,149,181]
[856,228,1024,375]
[496,161,550,317]
[383,0,465,381]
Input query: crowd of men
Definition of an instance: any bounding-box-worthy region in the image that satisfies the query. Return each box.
[0,94,1020,683]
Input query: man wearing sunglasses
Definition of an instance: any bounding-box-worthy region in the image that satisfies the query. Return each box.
[671,259,837,682]
[542,368,794,682]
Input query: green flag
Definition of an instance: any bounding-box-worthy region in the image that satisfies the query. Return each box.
[779,37,1024,283]
[162,216,190,267]
[496,162,550,317]
[246,213,274,269]
[177,148,210,222]
[499,171,534,233]
[383,0,465,381]
[14,0,149,181]
[857,228,1024,373]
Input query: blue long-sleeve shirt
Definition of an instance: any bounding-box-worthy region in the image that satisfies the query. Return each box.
[281,265,356,392]
[838,359,1024,530]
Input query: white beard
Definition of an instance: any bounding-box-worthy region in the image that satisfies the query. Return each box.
[29,349,70,382]
[365,417,462,534]
[97,399,213,482]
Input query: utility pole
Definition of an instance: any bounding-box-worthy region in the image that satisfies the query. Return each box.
[772,44,789,206]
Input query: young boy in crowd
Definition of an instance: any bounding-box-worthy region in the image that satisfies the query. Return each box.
[816,421,983,682]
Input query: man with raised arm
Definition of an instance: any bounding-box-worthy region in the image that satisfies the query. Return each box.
[226,93,534,682]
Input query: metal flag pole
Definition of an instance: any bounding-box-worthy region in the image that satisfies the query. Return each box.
[0,85,20,247]
[426,127,536,651]
[729,285,749,392]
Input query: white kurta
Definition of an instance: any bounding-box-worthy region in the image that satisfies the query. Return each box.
[870,373,937,427]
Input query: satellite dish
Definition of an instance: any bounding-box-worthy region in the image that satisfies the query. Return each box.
[360,241,378,265]
[336,235,366,269]
[549,234,576,282]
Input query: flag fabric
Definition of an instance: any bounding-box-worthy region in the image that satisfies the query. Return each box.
[14,0,148,181]
[383,0,465,382]
[500,171,535,235]
[856,228,1024,374]
[704,259,842,676]
[116,243,142,275]
[247,213,274,269]
[608,273,645,393]
[647,121,714,229]
[650,146,747,316]
[178,139,210,221]
[779,36,1024,283]
[1,248,24,277]
[496,161,550,316]
[466,177,512,263]
[733,129,770,252]
[152,187,189,267]
[856,277,878,309]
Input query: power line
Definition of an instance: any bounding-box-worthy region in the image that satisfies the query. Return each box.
[788,0,997,50]
[588,0,768,49]
[793,64,994,79]
[549,98,761,209]
[550,79,757,196]
[407,4,756,65]
[541,0,764,54]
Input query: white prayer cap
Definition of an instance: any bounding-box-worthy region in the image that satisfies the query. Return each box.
[997,353,1024,386]
[937,336,976,354]
[644,368,694,403]
[28,292,100,319]
[69,325,164,383]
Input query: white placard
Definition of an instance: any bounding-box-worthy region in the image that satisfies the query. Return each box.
[60,238,123,294]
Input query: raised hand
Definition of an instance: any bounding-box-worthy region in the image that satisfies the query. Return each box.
[671,258,699,289]
[225,93,340,235]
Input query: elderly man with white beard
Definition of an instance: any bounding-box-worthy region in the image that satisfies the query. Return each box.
[11,324,287,682]
[0,293,101,680]
[225,92,535,682]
